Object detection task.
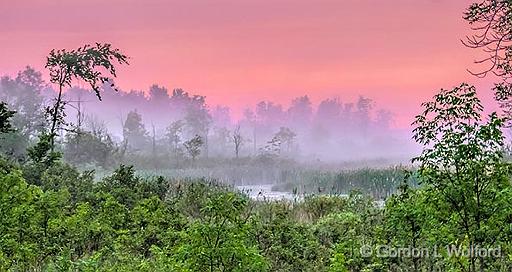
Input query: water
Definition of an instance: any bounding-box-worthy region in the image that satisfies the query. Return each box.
[237,184,299,201]
[237,184,385,208]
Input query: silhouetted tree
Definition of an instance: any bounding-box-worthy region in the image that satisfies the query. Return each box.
[0,67,46,137]
[464,1,512,120]
[464,0,512,80]
[242,108,258,155]
[288,95,313,131]
[184,95,211,156]
[211,106,231,128]
[232,125,244,159]
[45,43,129,149]
[0,67,47,159]
[0,102,15,133]
[123,110,148,151]
[149,84,170,102]
[211,126,230,156]
[166,120,185,164]
[265,127,297,156]
[184,135,203,161]
[355,96,373,135]
[63,130,116,168]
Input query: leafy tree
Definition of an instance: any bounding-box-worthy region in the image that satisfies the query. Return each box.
[63,130,117,168]
[0,67,46,160]
[265,127,297,156]
[0,171,43,270]
[177,191,267,271]
[149,84,170,102]
[0,102,15,133]
[383,182,444,271]
[45,43,129,149]
[24,132,62,184]
[99,165,142,208]
[128,196,183,257]
[166,120,185,165]
[40,163,95,204]
[255,101,285,142]
[183,135,203,161]
[412,83,512,271]
[123,110,148,152]
[184,95,211,156]
[355,96,373,135]
[287,95,313,130]
[253,202,328,271]
[0,67,46,137]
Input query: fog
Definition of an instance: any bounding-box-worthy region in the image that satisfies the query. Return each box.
[0,66,422,201]
[61,83,418,162]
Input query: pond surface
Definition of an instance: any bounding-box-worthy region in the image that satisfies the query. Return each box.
[236,184,299,201]
[237,184,385,208]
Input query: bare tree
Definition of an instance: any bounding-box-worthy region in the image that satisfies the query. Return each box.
[232,124,244,159]
[117,113,129,162]
[463,0,512,79]
[463,1,512,121]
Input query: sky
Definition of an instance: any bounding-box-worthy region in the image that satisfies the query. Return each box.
[0,0,499,127]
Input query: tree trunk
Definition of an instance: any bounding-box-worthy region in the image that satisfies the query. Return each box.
[49,83,63,151]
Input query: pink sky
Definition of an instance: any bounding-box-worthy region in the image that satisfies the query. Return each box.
[0,0,498,127]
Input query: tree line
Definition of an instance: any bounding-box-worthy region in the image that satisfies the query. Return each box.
[0,66,404,169]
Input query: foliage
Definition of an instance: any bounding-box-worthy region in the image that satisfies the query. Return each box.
[252,201,329,271]
[0,67,46,136]
[263,127,296,157]
[166,120,185,164]
[184,135,203,161]
[64,130,117,168]
[0,67,46,159]
[45,43,129,149]
[411,83,512,271]
[177,191,268,271]
[273,167,410,200]
[0,101,15,133]
[123,110,148,152]
[46,43,129,100]
[23,132,62,185]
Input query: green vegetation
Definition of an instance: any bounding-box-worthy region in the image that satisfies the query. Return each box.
[1,82,512,271]
[272,167,412,199]
[0,101,15,133]
[3,79,512,271]
[0,159,363,271]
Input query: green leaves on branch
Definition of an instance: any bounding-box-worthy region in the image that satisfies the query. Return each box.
[409,83,512,271]
[0,102,15,133]
[45,43,129,100]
